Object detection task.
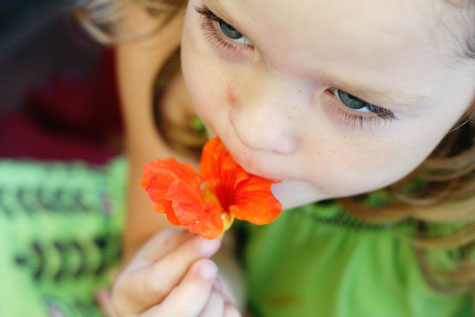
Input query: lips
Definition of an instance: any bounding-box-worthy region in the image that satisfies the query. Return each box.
[222,135,288,180]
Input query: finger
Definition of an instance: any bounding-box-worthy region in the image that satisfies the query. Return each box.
[133,228,193,263]
[114,236,221,313]
[223,302,242,317]
[199,288,225,317]
[136,236,221,305]
[142,259,217,317]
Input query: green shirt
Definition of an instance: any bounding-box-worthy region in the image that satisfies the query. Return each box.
[238,200,472,317]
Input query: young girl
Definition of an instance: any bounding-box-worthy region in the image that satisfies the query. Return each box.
[78,0,475,315]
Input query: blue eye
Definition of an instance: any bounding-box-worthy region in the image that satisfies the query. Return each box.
[218,20,252,45]
[333,88,379,113]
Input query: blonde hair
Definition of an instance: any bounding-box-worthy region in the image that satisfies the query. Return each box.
[340,107,475,294]
[75,0,475,296]
[74,0,186,44]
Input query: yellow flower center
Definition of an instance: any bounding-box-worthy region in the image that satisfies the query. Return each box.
[202,186,235,233]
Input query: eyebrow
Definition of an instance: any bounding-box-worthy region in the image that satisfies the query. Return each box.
[204,0,433,110]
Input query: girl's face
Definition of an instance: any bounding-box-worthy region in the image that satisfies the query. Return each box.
[181,0,474,209]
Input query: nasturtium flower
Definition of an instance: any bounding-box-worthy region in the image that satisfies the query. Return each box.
[141,137,282,239]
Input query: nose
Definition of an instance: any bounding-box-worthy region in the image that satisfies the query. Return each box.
[229,77,301,154]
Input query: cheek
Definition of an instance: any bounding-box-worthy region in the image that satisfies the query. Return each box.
[302,129,441,197]
[181,14,228,122]
[181,6,244,138]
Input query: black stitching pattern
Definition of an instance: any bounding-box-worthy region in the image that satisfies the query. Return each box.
[14,235,121,283]
[53,241,66,282]
[0,161,124,316]
[73,190,92,213]
[18,187,36,214]
[37,187,58,211]
[0,186,111,217]
[0,188,13,217]
[297,204,413,231]
[32,242,45,280]
[73,241,87,278]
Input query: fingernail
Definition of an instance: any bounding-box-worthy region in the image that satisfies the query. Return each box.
[197,260,217,280]
[198,238,221,256]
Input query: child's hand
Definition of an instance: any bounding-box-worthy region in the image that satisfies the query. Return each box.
[110,228,241,316]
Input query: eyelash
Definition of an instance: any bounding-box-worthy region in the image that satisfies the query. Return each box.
[195,5,397,129]
[326,90,397,129]
[195,5,252,57]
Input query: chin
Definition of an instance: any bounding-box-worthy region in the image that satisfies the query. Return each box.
[271,179,328,210]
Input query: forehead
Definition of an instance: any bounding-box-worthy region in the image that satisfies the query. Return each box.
[210,0,460,100]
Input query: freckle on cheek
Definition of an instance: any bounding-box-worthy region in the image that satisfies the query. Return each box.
[227,86,236,106]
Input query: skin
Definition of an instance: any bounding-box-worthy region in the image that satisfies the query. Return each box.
[110,0,474,315]
[181,0,475,209]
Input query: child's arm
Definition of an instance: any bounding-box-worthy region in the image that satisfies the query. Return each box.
[115,6,189,263]
[114,6,244,314]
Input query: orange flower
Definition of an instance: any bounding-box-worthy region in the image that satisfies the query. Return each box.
[141,137,282,239]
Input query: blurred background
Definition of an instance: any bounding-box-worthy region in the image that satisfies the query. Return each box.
[0,0,123,164]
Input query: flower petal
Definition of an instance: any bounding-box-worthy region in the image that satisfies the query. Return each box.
[199,138,249,209]
[166,179,224,240]
[229,176,282,225]
[141,158,201,225]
